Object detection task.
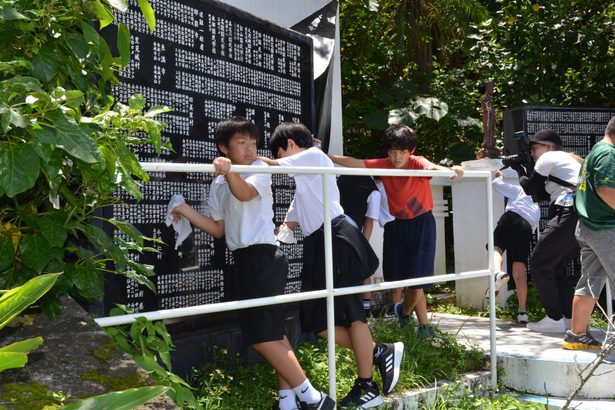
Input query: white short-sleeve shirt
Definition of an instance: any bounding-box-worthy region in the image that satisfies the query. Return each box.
[533,150,581,204]
[277,147,344,236]
[208,159,276,250]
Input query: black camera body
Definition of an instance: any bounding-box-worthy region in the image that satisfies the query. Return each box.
[501,131,532,170]
[501,151,531,168]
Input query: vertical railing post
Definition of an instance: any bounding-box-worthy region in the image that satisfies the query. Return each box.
[322,171,337,400]
[485,173,497,388]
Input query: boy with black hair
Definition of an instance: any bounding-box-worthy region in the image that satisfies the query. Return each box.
[171,117,333,410]
[329,124,464,337]
[260,122,404,409]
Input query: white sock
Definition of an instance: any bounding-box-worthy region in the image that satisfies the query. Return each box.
[278,389,297,410]
[292,379,321,404]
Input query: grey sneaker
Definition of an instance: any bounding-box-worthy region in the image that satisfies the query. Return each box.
[527,316,565,333]
[517,312,529,324]
[562,330,601,350]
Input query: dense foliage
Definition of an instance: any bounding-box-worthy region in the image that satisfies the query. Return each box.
[0,0,169,317]
[341,0,615,162]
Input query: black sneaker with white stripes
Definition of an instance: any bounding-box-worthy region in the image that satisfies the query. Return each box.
[374,342,404,394]
[339,379,383,409]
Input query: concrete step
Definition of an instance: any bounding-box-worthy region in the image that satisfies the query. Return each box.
[429,313,615,400]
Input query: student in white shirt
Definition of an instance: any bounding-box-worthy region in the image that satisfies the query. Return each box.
[491,170,541,324]
[171,117,333,410]
[260,122,404,409]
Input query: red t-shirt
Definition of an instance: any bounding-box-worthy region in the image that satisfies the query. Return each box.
[364,157,433,219]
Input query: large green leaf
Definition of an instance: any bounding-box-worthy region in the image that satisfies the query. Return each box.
[61,386,169,410]
[117,23,131,67]
[0,104,30,132]
[413,97,449,122]
[108,219,143,247]
[0,142,41,198]
[38,216,68,249]
[47,110,100,164]
[19,234,51,273]
[0,337,44,354]
[84,0,115,29]
[0,273,60,330]
[137,0,156,32]
[0,352,27,372]
[32,46,60,83]
[0,5,28,20]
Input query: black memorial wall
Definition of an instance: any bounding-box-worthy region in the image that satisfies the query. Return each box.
[98,0,314,315]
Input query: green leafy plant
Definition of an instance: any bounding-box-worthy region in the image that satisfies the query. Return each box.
[61,385,170,410]
[0,0,171,318]
[0,273,59,373]
[104,305,201,409]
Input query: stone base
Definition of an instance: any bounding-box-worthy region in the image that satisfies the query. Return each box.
[0,296,178,409]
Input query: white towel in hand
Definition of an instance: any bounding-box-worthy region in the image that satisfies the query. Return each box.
[276,224,297,244]
[166,194,192,250]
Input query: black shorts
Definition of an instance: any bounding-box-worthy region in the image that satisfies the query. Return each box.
[231,244,288,345]
[382,221,395,282]
[493,211,533,263]
[300,223,367,334]
[391,212,436,289]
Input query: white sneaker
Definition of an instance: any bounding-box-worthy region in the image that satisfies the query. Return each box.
[494,271,510,293]
[517,312,529,324]
[484,271,510,297]
[527,316,566,333]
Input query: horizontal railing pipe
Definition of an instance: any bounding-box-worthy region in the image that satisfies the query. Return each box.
[94,161,497,394]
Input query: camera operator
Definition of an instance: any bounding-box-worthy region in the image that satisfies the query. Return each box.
[511,129,583,333]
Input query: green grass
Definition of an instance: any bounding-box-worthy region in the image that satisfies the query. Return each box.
[190,318,485,409]
[426,384,547,410]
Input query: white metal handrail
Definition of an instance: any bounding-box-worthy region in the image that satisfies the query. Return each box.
[93,162,497,399]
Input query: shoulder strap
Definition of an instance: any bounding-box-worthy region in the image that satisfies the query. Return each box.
[547,175,577,191]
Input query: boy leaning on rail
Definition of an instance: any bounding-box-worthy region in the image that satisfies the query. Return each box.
[170,117,333,410]
[329,124,464,338]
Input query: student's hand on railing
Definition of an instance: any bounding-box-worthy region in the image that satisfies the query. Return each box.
[450,165,464,180]
[213,157,232,175]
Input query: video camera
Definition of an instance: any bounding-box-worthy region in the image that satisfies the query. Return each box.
[501,131,532,170]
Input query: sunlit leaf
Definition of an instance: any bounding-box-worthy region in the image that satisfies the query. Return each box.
[137,0,156,32]
[107,0,128,12]
[0,5,28,20]
[61,386,169,410]
[0,274,60,330]
[0,352,27,372]
[0,337,44,354]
